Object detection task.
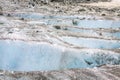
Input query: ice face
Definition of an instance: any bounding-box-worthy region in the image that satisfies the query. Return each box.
[13,13,120,28]
[61,37,120,49]
[77,20,120,28]
[0,40,62,71]
[0,40,120,71]
[14,13,90,20]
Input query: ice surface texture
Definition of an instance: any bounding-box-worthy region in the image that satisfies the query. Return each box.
[0,40,120,71]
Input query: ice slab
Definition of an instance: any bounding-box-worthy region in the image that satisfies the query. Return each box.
[61,37,120,49]
[0,40,120,71]
[13,13,120,28]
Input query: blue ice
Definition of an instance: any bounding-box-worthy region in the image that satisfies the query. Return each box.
[61,37,120,49]
[0,40,120,71]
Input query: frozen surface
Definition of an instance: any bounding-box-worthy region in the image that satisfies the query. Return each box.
[77,20,120,28]
[61,37,120,49]
[0,40,120,71]
[112,32,120,38]
[0,12,120,72]
[13,13,120,28]
[14,13,93,20]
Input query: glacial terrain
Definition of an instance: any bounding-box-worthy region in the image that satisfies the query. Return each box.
[0,0,120,80]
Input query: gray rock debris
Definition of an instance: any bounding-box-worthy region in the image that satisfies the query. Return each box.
[30,0,111,4]
[0,6,3,15]
[53,0,111,3]
[0,65,120,80]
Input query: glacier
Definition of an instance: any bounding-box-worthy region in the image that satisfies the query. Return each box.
[0,40,120,71]
[11,13,120,28]
[61,37,120,49]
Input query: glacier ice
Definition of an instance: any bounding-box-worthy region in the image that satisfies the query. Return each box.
[0,40,120,71]
[61,37,120,49]
[12,13,120,28]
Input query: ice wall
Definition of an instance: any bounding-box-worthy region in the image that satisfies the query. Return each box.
[0,40,120,71]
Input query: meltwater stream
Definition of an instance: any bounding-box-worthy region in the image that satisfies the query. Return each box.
[0,40,120,71]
